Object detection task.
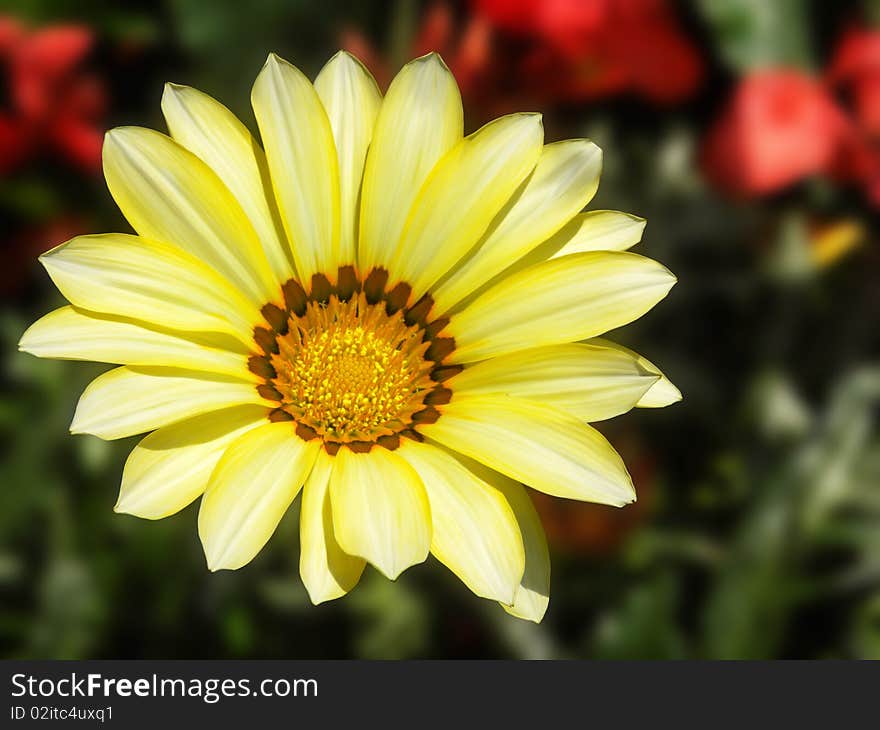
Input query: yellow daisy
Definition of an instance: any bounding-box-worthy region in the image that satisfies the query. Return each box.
[19,51,680,622]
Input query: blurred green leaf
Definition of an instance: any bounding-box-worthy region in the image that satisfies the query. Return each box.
[697,0,813,71]
[593,573,687,659]
[349,572,430,659]
[703,367,880,658]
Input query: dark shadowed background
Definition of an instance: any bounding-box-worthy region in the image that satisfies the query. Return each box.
[1,0,879,659]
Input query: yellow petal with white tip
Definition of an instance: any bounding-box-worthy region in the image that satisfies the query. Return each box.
[161,83,294,283]
[71,366,273,440]
[589,337,682,408]
[39,234,260,345]
[103,126,277,304]
[358,53,462,272]
[252,53,340,282]
[398,440,524,604]
[448,342,659,422]
[314,51,382,267]
[388,113,544,299]
[199,423,320,571]
[19,306,253,380]
[329,446,431,580]
[432,139,602,314]
[116,405,266,519]
[421,394,636,506]
[299,449,366,604]
[448,251,676,363]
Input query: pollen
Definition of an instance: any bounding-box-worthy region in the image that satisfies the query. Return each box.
[270,293,435,443]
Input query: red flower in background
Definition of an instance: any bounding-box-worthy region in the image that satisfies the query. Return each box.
[829,29,880,135]
[827,28,880,206]
[345,0,702,122]
[703,26,880,208]
[702,70,849,197]
[473,0,703,104]
[0,16,106,176]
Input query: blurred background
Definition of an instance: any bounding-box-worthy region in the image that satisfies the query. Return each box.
[1,0,879,659]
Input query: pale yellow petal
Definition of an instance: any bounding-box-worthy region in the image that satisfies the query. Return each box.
[448,343,659,422]
[299,449,366,604]
[329,447,431,580]
[71,366,272,440]
[495,480,550,623]
[415,453,550,621]
[421,394,635,506]
[314,51,382,267]
[161,83,294,283]
[544,210,647,257]
[448,251,676,363]
[388,113,544,299]
[397,440,524,604]
[252,54,340,282]
[19,306,253,380]
[432,140,602,314]
[457,210,649,309]
[358,53,462,272]
[589,337,682,408]
[39,234,260,344]
[199,423,320,570]
[116,405,266,519]
[103,127,277,304]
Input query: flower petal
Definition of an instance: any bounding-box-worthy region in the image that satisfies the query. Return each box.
[19,306,253,380]
[71,366,272,440]
[447,251,676,363]
[432,140,601,314]
[544,210,647,256]
[39,234,260,344]
[116,405,267,519]
[199,422,320,570]
[388,113,544,299]
[329,446,431,580]
[358,53,462,273]
[589,338,682,408]
[494,479,550,623]
[252,53,340,282]
[421,394,635,506]
[103,127,277,305]
[448,343,659,422]
[461,210,649,306]
[299,449,366,604]
[161,83,294,283]
[314,51,382,267]
[397,440,524,604]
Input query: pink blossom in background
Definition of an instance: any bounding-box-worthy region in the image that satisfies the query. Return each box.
[702,70,849,197]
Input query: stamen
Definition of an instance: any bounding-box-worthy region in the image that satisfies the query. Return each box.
[253,270,456,451]
[269,292,435,444]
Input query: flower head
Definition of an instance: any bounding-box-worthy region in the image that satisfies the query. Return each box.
[20,51,678,621]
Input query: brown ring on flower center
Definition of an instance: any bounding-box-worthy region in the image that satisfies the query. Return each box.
[248,266,459,454]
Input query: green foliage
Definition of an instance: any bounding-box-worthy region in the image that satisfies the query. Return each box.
[697,0,814,70]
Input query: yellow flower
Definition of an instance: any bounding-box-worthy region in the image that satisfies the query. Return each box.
[19,52,680,622]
